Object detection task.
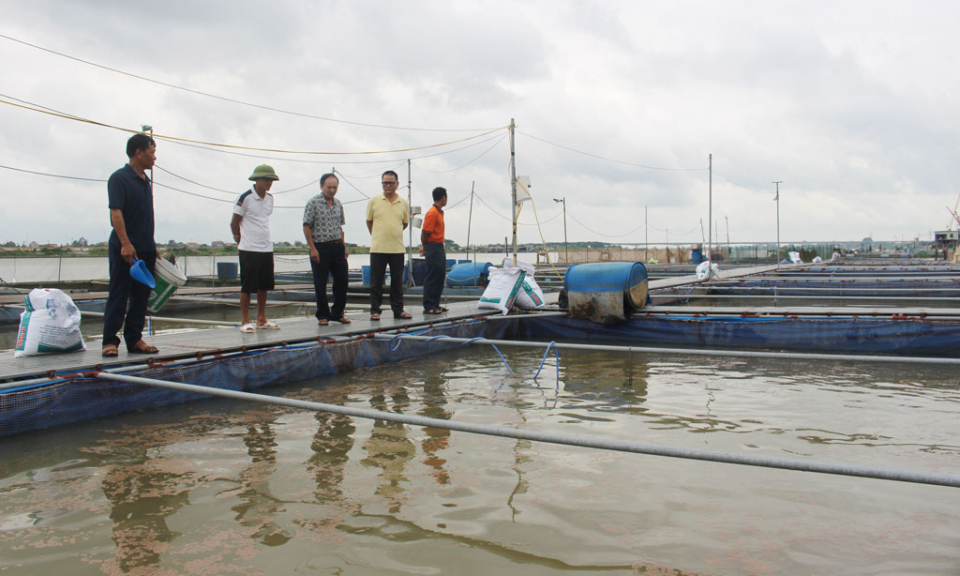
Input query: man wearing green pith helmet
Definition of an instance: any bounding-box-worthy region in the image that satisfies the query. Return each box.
[231,164,280,333]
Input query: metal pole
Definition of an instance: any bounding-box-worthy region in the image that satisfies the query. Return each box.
[145,125,154,196]
[406,159,414,287]
[95,371,960,488]
[644,205,648,262]
[773,181,782,264]
[466,181,475,264]
[708,153,712,261]
[509,118,518,265]
[378,333,960,366]
[553,197,568,263]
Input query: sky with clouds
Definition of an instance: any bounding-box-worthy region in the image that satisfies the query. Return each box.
[2,0,958,249]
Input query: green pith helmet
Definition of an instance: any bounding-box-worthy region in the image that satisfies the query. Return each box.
[248,164,279,181]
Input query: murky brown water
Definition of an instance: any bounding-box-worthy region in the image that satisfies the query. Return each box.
[1,347,959,575]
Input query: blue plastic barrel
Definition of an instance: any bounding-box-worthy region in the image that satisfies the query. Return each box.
[691,249,704,264]
[446,262,492,286]
[564,262,649,323]
[217,262,238,280]
[363,264,409,286]
[411,258,428,286]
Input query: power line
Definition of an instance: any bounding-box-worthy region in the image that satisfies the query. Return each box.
[472,192,563,226]
[0,93,509,156]
[0,162,363,210]
[331,169,372,200]
[518,130,707,172]
[158,131,505,165]
[0,32,500,133]
[154,165,319,195]
[152,182,303,209]
[0,163,106,182]
[566,212,646,238]
[416,134,507,174]
[713,171,758,192]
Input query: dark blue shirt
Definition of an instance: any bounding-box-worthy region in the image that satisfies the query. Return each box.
[107,164,156,254]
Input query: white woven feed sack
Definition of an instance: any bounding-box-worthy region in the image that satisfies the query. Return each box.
[695,261,710,279]
[14,288,86,357]
[498,259,544,309]
[478,267,526,315]
[516,276,545,309]
[695,261,719,280]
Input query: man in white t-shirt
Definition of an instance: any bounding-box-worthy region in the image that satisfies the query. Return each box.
[230,164,279,333]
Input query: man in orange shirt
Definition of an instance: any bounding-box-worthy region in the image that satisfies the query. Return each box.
[420,187,448,314]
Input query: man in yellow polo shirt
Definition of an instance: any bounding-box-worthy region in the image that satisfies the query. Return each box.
[365,170,410,320]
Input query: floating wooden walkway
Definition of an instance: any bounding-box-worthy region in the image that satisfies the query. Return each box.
[1,262,902,384]
[0,299,500,383]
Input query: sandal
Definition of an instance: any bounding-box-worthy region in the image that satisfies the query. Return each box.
[318,319,330,326]
[101,344,119,358]
[424,309,443,315]
[257,321,281,330]
[370,313,381,321]
[333,317,352,324]
[395,311,413,319]
[130,341,159,354]
[438,306,449,312]
[240,323,256,333]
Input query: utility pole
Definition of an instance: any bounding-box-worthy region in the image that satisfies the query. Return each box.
[509,118,518,265]
[406,159,414,286]
[707,153,712,261]
[725,215,730,256]
[142,125,153,194]
[773,181,782,264]
[466,181,475,263]
[553,197,567,263]
[644,205,648,262]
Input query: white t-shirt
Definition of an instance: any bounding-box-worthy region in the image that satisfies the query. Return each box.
[233,189,274,252]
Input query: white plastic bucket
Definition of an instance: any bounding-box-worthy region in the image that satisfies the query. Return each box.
[147,258,187,313]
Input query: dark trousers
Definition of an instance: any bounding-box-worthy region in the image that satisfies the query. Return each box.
[422,242,445,311]
[369,252,405,315]
[310,242,349,320]
[102,245,156,349]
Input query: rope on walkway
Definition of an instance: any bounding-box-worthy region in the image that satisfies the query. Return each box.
[95,372,960,488]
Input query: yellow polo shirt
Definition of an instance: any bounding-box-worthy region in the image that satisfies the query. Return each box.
[366,194,409,253]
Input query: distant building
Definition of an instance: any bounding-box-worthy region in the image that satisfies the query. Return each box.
[934,230,959,250]
[211,240,225,248]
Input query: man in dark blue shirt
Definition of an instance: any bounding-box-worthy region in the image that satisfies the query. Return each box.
[101,133,159,357]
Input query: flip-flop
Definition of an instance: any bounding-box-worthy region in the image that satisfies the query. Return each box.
[318,319,330,326]
[333,317,352,324]
[240,323,256,333]
[424,309,443,315]
[395,311,413,319]
[101,344,119,358]
[370,313,381,321]
[438,306,449,312]
[257,321,281,330]
[129,341,159,354]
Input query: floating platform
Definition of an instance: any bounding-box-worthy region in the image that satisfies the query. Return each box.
[6,261,960,437]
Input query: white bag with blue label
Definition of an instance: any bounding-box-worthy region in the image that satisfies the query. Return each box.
[14,288,86,358]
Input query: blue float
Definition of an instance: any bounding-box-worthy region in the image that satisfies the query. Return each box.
[446,262,493,287]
